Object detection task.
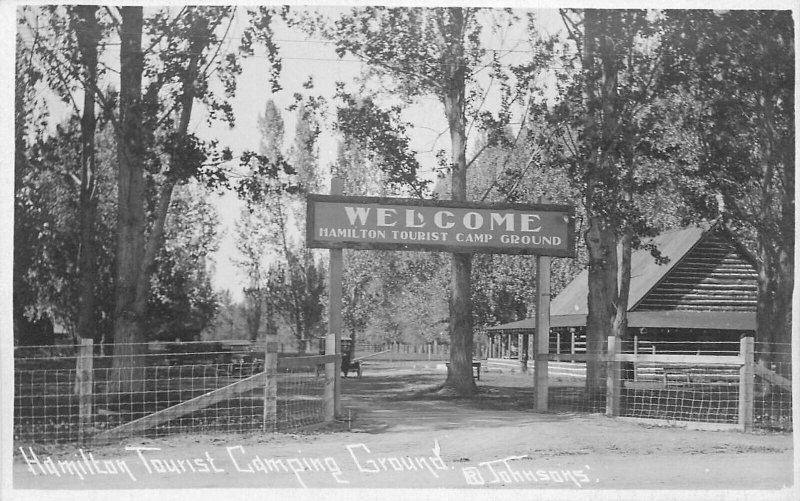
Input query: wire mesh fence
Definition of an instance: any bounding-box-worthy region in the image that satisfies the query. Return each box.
[529,339,791,432]
[753,342,792,431]
[617,341,742,424]
[14,341,332,446]
[620,363,741,424]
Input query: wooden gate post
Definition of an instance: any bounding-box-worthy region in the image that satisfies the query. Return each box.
[738,336,755,432]
[534,253,551,411]
[263,333,278,431]
[606,335,621,416]
[77,338,94,442]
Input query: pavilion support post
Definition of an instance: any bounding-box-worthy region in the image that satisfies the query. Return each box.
[522,334,530,372]
[534,254,551,412]
[738,336,754,432]
[606,335,621,417]
[519,333,527,372]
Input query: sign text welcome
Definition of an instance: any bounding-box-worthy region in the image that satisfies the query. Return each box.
[307,195,575,257]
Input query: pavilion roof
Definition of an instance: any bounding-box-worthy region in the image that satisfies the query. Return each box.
[485,222,758,334]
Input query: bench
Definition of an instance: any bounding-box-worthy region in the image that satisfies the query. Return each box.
[342,358,362,378]
[446,361,481,380]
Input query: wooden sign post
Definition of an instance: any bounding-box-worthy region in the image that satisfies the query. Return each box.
[328,178,344,418]
[534,253,551,411]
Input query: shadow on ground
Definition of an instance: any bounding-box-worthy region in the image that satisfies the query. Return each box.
[340,369,569,433]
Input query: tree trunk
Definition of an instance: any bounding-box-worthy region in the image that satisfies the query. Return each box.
[584,217,618,394]
[582,10,622,396]
[441,8,477,396]
[753,81,794,373]
[756,237,793,373]
[245,288,263,341]
[74,5,101,344]
[111,6,200,391]
[111,6,147,393]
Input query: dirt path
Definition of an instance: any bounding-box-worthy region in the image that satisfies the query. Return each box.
[10,363,796,496]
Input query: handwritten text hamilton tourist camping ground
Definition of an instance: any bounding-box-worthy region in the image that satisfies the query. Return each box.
[18,441,595,488]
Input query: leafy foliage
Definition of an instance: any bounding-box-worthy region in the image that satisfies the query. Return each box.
[661,10,794,359]
[335,91,429,197]
[146,184,220,341]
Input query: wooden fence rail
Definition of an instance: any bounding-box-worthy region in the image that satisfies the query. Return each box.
[75,338,339,444]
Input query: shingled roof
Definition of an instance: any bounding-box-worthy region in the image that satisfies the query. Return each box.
[486,222,758,333]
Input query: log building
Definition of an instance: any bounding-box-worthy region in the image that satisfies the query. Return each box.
[484,222,758,359]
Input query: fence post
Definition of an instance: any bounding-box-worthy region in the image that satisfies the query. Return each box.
[606,335,621,417]
[324,333,336,422]
[263,334,278,432]
[738,336,755,432]
[77,338,94,443]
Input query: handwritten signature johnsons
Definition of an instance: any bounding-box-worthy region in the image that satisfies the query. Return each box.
[18,442,594,488]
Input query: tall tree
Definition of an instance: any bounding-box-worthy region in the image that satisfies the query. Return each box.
[305,7,529,395]
[111,6,255,390]
[14,117,118,342]
[234,100,326,350]
[146,184,220,341]
[14,31,50,344]
[73,5,103,343]
[332,139,390,349]
[260,105,325,352]
[233,206,273,341]
[17,6,110,342]
[112,5,147,387]
[663,11,794,368]
[233,99,285,341]
[17,6,291,376]
[549,10,678,393]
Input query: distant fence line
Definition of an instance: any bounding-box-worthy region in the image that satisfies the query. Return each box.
[355,341,491,359]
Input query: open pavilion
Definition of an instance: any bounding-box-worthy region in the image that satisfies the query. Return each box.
[484,222,758,362]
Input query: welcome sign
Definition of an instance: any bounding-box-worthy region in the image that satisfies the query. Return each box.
[306,195,575,257]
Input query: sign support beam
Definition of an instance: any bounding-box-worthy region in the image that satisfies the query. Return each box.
[328,178,344,418]
[534,253,551,411]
